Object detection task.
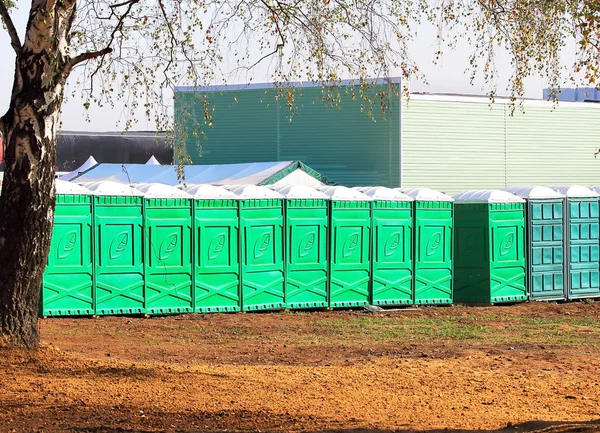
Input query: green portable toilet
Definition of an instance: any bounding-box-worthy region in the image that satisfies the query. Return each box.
[229,185,285,311]
[549,185,600,300]
[355,187,414,306]
[41,180,94,316]
[272,185,329,309]
[503,186,567,301]
[398,187,453,305]
[135,183,193,315]
[317,186,372,308]
[85,181,145,315]
[185,184,241,313]
[453,190,527,304]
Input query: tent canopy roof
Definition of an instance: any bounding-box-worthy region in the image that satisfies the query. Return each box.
[69,160,335,187]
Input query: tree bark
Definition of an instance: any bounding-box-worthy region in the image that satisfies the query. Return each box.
[0,0,77,348]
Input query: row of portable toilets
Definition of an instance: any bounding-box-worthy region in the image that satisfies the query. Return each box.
[40,181,600,316]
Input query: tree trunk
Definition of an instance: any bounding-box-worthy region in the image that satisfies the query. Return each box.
[0,0,76,348]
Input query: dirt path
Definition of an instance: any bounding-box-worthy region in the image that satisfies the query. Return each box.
[2,303,600,432]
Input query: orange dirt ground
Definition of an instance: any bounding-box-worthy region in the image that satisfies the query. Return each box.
[2,302,600,433]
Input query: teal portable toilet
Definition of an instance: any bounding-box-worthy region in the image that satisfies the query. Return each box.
[136,183,193,315]
[272,184,329,309]
[317,186,372,308]
[355,187,414,306]
[185,184,241,313]
[41,180,94,316]
[503,186,567,301]
[398,188,454,305]
[85,181,145,315]
[453,190,527,304]
[230,185,285,311]
[549,185,600,300]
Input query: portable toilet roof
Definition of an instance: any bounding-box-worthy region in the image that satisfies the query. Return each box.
[55,179,92,195]
[82,180,143,196]
[184,184,238,199]
[316,186,371,201]
[548,185,599,198]
[58,155,98,181]
[271,184,329,199]
[454,190,525,204]
[228,184,284,199]
[354,186,413,201]
[503,186,564,199]
[398,187,454,202]
[134,183,191,198]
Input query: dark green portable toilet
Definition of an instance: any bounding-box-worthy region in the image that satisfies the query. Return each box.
[136,183,193,315]
[230,185,285,311]
[41,180,94,316]
[272,185,329,309]
[503,186,567,301]
[85,181,145,315]
[185,184,241,313]
[398,188,453,305]
[355,187,414,306]
[317,186,372,308]
[453,190,527,304]
[549,185,600,300]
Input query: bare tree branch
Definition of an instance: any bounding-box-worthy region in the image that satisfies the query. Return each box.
[66,47,113,71]
[65,0,139,72]
[0,0,22,54]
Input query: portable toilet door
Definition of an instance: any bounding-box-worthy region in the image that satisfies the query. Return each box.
[232,185,285,311]
[453,190,527,304]
[273,185,329,309]
[549,185,600,300]
[185,184,241,313]
[41,181,94,316]
[503,186,567,301]
[137,183,193,315]
[318,186,372,308]
[355,187,414,306]
[88,181,145,315]
[398,188,453,305]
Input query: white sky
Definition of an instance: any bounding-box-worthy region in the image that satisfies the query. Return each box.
[0,4,552,132]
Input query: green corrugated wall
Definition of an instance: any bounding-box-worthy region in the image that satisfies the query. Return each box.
[402,96,600,194]
[175,85,401,187]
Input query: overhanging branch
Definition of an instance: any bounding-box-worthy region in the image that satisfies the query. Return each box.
[0,0,22,54]
[66,47,113,71]
[65,0,139,73]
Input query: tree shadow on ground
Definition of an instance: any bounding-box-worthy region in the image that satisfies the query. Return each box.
[66,418,600,433]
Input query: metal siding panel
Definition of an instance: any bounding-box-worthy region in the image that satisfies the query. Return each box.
[175,85,400,187]
[278,87,401,187]
[402,100,506,194]
[505,105,600,186]
[176,89,278,163]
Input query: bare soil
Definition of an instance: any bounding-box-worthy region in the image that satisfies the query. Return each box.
[2,302,600,433]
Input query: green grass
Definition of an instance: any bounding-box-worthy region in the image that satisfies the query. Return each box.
[42,311,600,351]
[313,316,488,342]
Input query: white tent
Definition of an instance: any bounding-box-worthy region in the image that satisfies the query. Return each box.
[145,155,161,165]
[58,156,98,181]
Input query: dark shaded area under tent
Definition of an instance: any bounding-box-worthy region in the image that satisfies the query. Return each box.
[55,131,172,171]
